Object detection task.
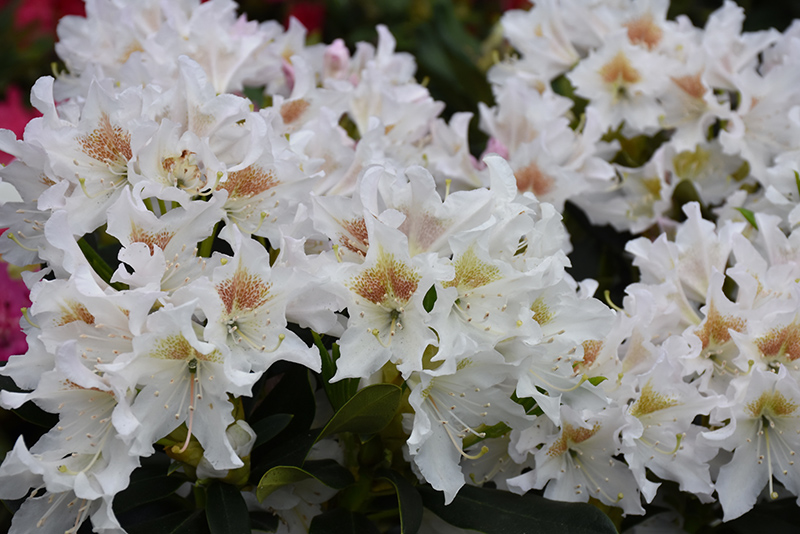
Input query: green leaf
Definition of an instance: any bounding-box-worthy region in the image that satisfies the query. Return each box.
[317,383,402,442]
[736,207,758,230]
[251,429,320,483]
[252,414,294,450]
[588,376,608,386]
[77,237,128,291]
[420,484,617,534]
[795,170,800,198]
[376,470,423,534]
[461,422,511,450]
[250,511,279,532]
[422,285,437,313]
[313,332,359,411]
[206,482,250,534]
[309,509,379,534]
[114,470,185,514]
[126,510,209,534]
[248,364,316,439]
[256,460,354,501]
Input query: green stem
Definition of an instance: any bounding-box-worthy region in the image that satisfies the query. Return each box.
[77,237,128,291]
[198,222,221,258]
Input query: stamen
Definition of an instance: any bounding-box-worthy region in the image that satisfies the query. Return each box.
[765,421,779,499]
[6,231,38,252]
[639,433,683,455]
[21,307,40,328]
[529,369,588,393]
[176,362,198,454]
[603,290,623,312]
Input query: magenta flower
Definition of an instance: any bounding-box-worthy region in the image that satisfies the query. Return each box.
[0,256,30,362]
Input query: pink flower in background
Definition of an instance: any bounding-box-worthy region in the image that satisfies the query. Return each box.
[2,0,85,35]
[0,86,40,165]
[287,1,325,33]
[0,256,30,362]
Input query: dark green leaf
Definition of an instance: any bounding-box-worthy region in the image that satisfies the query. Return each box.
[309,508,379,534]
[248,364,315,440]
[252,414,293,450]
[422,286,437,313]
[313,332,359,411]
[126,510,209,534]
[206,482,250,534]
[376,470,423,534]
[420,484,617,534]
[257,459,354,501]
[251,430,321,483]
[77,237,128,291]
[114,471,185,514]
[250,511,279,532]
[317,384,402,442]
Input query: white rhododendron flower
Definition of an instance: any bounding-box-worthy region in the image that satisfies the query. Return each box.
[6,0,800,531]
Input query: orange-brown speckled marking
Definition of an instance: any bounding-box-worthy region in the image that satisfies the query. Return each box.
[443,247,501,291]
[56,301,96,326]
[625,13,663,50]
[547,422,600,458]
[515,162,554,197]
[150,334,222,363]
[757,322,800,362]
[63,379,109,394]
[280,99,311,125]
[671,73,705,99]
[220,166,279,198]
[337,217,369,257]
[629,380,680,417]
[79,114,132,168]
[349,246,420,305]
[599,52,641,85]
[695,303,746,350]
[581,340,604,368]
[130,225,175,254]
[746,390,798,418]
[216,267,272,315]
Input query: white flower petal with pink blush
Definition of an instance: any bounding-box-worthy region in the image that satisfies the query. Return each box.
[509,405,644,515]
[568,31,671,132]
[332,219,452,380]
[106,188,225,292]
[110,301,251,469]
[187,225,320,375]
[702,366,800,520]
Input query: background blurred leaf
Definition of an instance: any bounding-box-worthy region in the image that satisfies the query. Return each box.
[376,469,423,534]
[317,383,402,441]
[206,482,251,534]
[420,484,617,534]
[252,414,294,450]
[309,508,380,534]
[257,459,355,501]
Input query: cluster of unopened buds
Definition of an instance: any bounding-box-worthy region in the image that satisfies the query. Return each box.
[3,0,800,532]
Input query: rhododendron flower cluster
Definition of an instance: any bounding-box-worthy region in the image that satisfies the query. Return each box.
[3,0,800,532]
